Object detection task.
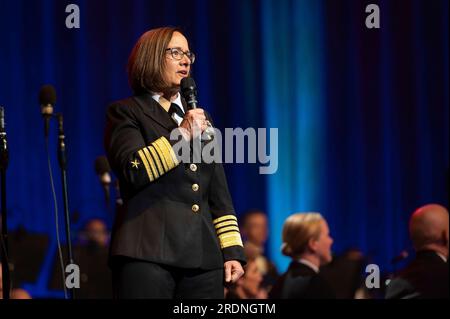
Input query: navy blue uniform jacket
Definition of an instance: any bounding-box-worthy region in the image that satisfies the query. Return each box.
[104,93,246,269]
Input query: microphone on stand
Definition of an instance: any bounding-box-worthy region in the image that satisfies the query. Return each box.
[38,85,74,299]
[57,113,67,169]
[39,85,56,138]
[0,106,5,132]
[0,106,8,169]
[0,105,11,300]
[114,179,123,206]
[94,156,111,207]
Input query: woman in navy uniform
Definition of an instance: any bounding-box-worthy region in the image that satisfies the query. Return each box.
[104,27,246,298]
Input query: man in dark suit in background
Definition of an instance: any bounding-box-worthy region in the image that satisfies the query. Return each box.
[386,204,449,299]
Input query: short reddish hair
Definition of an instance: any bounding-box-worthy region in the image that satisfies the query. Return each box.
[127,27,182,94]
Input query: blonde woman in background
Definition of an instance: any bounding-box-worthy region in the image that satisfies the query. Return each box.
[269,213,336,299]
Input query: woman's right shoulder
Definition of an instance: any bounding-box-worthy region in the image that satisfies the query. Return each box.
[106,96,145,119]
[108,96,139,110]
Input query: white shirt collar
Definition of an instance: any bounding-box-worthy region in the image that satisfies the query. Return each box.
[150,92,185,113]
[297,258,320,273]
[436,252,448,263]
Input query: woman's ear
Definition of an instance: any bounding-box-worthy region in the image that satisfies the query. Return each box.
[307,237,318,253]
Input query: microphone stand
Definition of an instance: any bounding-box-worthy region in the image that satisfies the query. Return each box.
[57,114,75,299]
[0,106,10,300]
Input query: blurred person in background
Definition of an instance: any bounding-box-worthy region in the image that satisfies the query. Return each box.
[10,288,32,299]
[82,218,110,249]
[320,248,371,299]
[385,204,449,299]
[68,218,112,298]
[226,257,268,299]
[269,212,335,299]
[0,264,32,299]
[241,210,279,290]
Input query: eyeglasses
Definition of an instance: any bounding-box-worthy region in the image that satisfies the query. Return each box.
[166,47,196,64]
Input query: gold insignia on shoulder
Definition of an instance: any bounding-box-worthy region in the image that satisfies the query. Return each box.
[131,159,140,169]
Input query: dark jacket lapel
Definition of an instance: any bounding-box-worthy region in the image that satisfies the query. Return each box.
[133,93,178,131]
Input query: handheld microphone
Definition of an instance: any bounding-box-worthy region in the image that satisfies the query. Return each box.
[39,85,56,138]
[180,77,199,110]
[180,77,214,140]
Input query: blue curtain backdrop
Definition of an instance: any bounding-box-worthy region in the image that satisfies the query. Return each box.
[0,0,448,297]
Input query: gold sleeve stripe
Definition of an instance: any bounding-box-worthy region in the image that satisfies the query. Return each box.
[152,139,170,170]
[218,232,243,249]
[159,137,178,168]
[136,137,180,183]
[143,147,159,179]
[160,136,179,166]
[213,215,237,225]
[153,138,175,170]
[218,231,241,240]
[214,220,238,229]
[152,141,170,172]
[221,239,244,249]
[216,225,240,235]
[148,145,164,176]
[161,136,179,166]
[137,150,154,182]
